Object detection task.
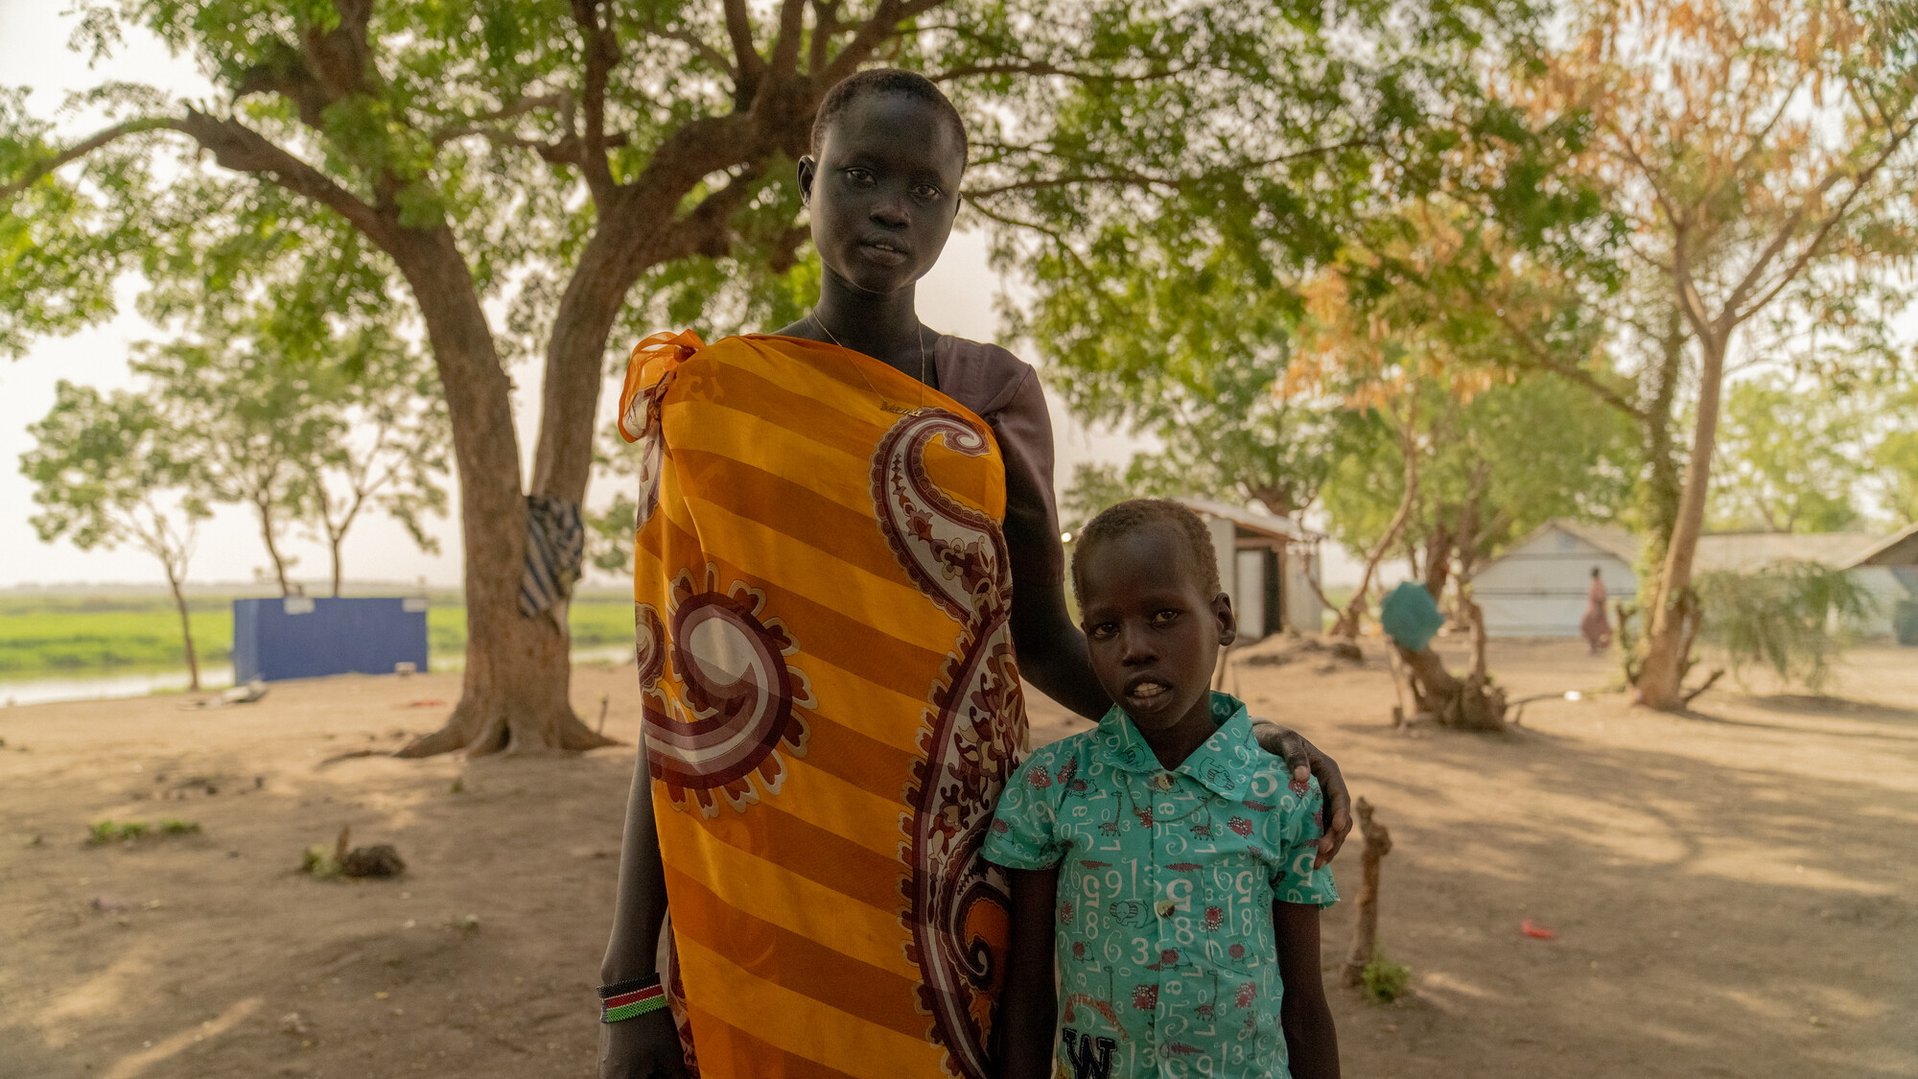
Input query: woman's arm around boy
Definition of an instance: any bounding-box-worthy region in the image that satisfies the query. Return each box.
[1276,899,1340,1079]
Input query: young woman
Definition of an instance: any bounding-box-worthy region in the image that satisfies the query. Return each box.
[598,69,1352,1079]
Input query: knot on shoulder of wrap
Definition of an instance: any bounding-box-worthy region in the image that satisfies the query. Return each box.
[617,329,704,443]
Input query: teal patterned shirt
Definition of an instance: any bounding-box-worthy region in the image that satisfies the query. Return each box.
[984,693,1337,1079]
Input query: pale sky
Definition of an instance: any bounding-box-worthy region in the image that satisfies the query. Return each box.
[0,4,1149,590]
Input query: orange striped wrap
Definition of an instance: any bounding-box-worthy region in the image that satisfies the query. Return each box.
[620,332,1029,1078]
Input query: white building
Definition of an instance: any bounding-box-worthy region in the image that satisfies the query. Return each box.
[1178,498,1327,639]
[1473,519,1914,639]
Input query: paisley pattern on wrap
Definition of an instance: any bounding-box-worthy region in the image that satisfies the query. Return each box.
[639,565,814,817]
[874,409,1028,1079]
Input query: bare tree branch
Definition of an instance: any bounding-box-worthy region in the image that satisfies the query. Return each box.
[768,0,808,75]
[823,0,950,85]
[659,28,735,76]
[967,140,1376,198]
[808,0,846,73]
[429,93,570,146]
[933,59,1195,84]
[723,0,765,79]
[570,0,620,202]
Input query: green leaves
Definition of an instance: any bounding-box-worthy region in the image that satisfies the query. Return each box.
[1697,560,1876,693]
[21,380,208,562]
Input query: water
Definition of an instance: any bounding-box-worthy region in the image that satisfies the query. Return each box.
[0,668,236,707]
[0,645,633,708]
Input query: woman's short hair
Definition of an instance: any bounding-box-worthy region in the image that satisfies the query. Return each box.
[811,68,968,165]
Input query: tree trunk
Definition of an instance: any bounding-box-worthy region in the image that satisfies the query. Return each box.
[1636,330,1730,710]
[1396,643,1506,731]
[254,494,294,595]
[1333,428,1420,639]
[1637,307,1688,555]
[165,565,202,693]
[329,533,345,598]
[385,226,613,756]
[529,224,661,502]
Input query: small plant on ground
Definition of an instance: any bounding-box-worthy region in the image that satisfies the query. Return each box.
[86,820,151,844]
[1360,954,1412,1003]
[88,819,201,844]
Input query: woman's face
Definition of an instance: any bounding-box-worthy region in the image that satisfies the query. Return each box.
[800,92,964,297]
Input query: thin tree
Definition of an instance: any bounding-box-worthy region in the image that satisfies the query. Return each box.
[1526,0,1918,708]
[21,382,211,689]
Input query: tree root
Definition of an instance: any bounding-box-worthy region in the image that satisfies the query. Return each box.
[394,704,620,759]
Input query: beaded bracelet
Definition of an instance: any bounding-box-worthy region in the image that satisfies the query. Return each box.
[598,974,668,1023]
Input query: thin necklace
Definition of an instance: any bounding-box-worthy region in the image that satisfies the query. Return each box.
[809,310,931,416]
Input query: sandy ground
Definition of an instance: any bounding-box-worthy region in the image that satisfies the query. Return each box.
[1,638,1913,1079]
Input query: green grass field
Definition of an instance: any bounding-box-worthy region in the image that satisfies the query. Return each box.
[0,591,635,680]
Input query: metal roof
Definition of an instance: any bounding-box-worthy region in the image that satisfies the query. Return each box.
[1175,497,1319,544]
[1854,521,1918,567]
[1496,518,1905,573]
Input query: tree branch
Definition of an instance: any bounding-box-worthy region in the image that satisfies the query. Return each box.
[823,0,950,85]
[723,0,765,80]
[659,28,735,76]
[570,0,620,202]
[808,0,845,73]
[932,59,1195,84]
[1728,115,1918,325]
[428,93,570,146]
[768,0,808,75]
[968,140,1374,199]
[0,117,179,202]
[174,107,396,249]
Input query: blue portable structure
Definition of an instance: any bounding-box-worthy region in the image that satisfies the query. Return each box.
[232,597,430,683]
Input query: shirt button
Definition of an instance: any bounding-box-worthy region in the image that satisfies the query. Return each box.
[1153,772,1174,791]
[1155,898,1176,918]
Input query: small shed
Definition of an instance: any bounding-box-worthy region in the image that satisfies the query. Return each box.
[1474,519,1914,639]
[1178,498,1327,639]
[1473,520,1639,639]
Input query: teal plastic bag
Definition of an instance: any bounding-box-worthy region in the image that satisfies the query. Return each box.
[1380,581,1444,652]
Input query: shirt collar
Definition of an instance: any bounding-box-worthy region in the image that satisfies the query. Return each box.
[1091,692,1258,800]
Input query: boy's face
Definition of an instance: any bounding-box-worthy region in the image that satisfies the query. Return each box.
[1076,523,1236,741]
[799,92,963,297]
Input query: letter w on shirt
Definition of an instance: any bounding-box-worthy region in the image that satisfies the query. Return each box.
[1061,1027,1117,1079]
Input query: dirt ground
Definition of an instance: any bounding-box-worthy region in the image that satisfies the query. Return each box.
[1,637,1913,1079]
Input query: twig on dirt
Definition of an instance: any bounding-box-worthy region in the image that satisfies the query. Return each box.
[596,694,610,735]
[317,749,385,767]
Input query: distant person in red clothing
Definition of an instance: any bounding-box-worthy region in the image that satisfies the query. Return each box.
[1581,566,1612,654]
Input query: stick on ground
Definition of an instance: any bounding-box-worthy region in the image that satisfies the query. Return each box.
[1341,797,1393,987]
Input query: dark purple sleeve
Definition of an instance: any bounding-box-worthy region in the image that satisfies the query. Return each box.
[983,366,1067,591]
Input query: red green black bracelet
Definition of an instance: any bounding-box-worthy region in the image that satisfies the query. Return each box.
[598,975,667,1023]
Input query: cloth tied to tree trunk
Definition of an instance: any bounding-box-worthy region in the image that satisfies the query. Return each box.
[1381,581,1445,652]
[518,495,583,625]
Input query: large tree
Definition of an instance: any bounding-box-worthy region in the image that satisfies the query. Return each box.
[4,0,1455,754]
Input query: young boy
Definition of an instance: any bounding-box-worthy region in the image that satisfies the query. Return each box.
[987,499,1340,1079]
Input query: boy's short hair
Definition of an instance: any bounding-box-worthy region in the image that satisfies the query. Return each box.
[1071,499,1223,599]
[811,68,969,165]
